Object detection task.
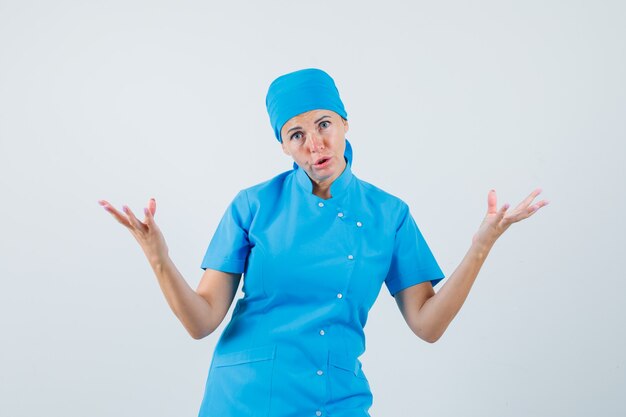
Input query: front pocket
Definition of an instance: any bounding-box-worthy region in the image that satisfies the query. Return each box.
[199,345,276,417]
[213,344,276,367]
[327,352,372,409]
[329,351,366,379]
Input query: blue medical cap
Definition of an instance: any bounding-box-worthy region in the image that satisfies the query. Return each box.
[265,68,348,143]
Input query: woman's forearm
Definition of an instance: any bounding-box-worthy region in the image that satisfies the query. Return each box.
[149,254,215,339]
[417,240,494,342]
[415,188,548,342]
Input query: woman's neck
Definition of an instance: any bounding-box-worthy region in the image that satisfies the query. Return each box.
[313,184,332,200]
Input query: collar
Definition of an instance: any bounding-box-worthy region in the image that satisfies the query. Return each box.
[294,138,354,198]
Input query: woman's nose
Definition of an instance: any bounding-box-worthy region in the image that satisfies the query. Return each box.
[307,132,324,152]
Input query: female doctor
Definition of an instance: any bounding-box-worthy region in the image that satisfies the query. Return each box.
[98,68,549,416]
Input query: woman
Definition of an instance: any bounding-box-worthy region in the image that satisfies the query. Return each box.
[98,68,548,417]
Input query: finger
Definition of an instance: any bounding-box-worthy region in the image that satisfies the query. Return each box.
[487,189,498,215]
[123,205,146,231]
[497,202,510,223]
[143,204,156,226]
[527,199,550,215]
[143,206,151,224]
[99,200,132,228]
[515,187,543,210]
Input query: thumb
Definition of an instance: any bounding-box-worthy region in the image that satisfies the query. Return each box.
[149,197,156,215]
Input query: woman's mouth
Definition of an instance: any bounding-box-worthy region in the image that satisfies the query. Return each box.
[314,157,331,168]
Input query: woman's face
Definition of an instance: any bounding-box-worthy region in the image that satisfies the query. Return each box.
[280,109,349,188]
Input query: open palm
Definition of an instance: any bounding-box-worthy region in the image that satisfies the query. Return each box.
[472,188,549,248]
[98,197,169,262]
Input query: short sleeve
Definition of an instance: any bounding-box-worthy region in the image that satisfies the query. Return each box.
[384,203,446,297]
[200,190,252,274]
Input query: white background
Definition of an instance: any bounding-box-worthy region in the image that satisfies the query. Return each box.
[1,1,624,416]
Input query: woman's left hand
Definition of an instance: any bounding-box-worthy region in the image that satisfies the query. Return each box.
[472,188,549,248]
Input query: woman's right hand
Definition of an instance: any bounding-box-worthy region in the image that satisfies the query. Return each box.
[98,197,170,264]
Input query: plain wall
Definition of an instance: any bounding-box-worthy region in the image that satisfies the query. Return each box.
[1,1,624,416]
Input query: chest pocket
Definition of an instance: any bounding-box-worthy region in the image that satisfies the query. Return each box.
[199,345,276,417]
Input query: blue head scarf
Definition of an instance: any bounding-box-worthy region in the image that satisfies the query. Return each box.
[265,68,348,143]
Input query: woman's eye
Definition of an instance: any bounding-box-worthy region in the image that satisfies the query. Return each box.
[291,132,302,140]
[320,121,330,129]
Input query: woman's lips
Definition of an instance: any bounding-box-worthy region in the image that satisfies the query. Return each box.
[314,157,332,168]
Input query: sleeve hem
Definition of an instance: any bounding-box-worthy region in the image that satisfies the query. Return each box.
[386,270,446,297]
[200,256,246,274]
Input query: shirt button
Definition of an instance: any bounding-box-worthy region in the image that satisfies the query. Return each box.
[356,221,362,227]
[319,329,325,336]
[337,293,343,299]
[317,370,324,376]
[316,411,322,417]
[337,212,344,218]
[318,202,324,207]
[347,254,354,260]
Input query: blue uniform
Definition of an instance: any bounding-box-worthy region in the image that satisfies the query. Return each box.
[198,142,445,417]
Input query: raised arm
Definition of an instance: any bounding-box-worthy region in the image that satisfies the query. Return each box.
[394,188,549,343]
[98,198,241,340]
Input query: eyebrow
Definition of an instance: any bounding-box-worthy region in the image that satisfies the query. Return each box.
[286,115,331,133]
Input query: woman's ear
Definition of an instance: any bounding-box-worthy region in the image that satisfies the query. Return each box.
[342,118,349,133]
[281,141,291,156]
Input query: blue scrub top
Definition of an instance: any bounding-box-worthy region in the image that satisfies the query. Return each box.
[198,142,445,417]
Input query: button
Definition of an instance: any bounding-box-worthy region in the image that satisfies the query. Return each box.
[318,202,324,207]
[337,293,343,299]
[316,411,322,417]
[356,221,362,227]
[337,212,344,218]
[319,329,325,336]
[347,254,354,260]
[317,370,324,376]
